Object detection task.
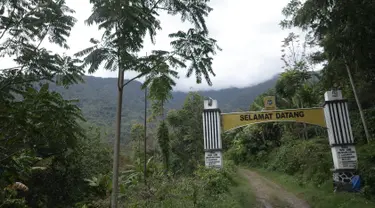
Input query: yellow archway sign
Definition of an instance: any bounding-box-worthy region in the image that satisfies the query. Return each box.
[221,108,326,132]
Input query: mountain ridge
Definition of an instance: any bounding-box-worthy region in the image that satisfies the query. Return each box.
[48,74,280,139]
[87,73,281,93]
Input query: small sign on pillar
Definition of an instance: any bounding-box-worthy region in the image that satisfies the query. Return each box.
[205,151,223,169]
[331,146,358,169]
[263,96,276,110]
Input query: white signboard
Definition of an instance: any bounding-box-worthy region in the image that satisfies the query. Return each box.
[205,151,223,168]
[331,145,358,169]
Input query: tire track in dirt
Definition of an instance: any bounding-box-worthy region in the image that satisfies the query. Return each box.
[240,169,310,208]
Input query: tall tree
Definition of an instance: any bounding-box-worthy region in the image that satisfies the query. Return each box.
[0,0,83,87]
[146,61,175,174]
[130,123,145,160]
[167,92,205,175]
[157,120,170,173]
[0,1,100,206]
[276,32,321,139]
[76,0,221,206]
[280,0,375,142]
[0,0,83,168]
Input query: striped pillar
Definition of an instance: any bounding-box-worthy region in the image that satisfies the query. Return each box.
[202,99,223,168]
[324,90,358,192]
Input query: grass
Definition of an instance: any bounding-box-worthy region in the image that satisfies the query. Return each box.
[252,168,375,208]
[228,168,258,208]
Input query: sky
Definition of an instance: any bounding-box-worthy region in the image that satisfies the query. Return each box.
[3,0,300,92]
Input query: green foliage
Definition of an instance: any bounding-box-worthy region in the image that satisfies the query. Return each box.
[280,32,310,71]
[77,89,255,208]
[1,0,234,207]
[129,123,144,159]
[80,157,246,207]
[275,0,375,197]
[226,124,282,166]
[266,137,332,185]
[255,169,375,208]
[115,163,246,208]
[84,173,112,199]
[0,0,84,86]
[225,17,375,200]
[0,1,95,201]
[167,92,205,175]
[0,188,28,208]
[350,108,375,144]
[227,64,374,197]
[194,164,236,196]
[74,5,222,200]
[76,0,221,95]
[281,0,375,142]
[1,119,111,207]
[46,75,280,142]
[281,0,375,88]
[276,50,322,110]
[0,83,87,206]
[1,84,84,160]
[145,64,176,110]
[157,121,170,172]
[357,142,375,199]
[26,129,110,207]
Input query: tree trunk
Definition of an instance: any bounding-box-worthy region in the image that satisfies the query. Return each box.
[262,132,267,146]
[301,103,308,140]
[303,123,308,139]
[295,99,304,140]
[144,87,147,184]
[161,101,169,174]
[161,100,165,120]
[111,69,124,208]
[345,62,371,143]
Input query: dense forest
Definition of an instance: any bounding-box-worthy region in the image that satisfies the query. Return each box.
[46,74,279,143]
[1,0,375,208]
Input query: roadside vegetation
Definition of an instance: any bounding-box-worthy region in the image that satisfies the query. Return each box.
[1,0,375,207]
[225,0,375,206]
[0,1,250,207]
[254,169,375,208]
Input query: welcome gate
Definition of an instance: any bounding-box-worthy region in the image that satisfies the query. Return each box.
[202,90,358,191]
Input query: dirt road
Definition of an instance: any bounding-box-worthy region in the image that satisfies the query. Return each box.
[240,169,310,208]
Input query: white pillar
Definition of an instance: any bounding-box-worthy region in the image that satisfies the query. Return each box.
[324,90,358,191]
[202,99,223,169]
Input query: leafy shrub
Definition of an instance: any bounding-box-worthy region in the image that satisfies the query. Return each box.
[225,124,281,166]
[0,188,28,208]
[0,123,112,208]
[350,108,375,144]
[266,137,332,185]
[95,162,245,208]
[357,142,375,199]
[195,165,234,195]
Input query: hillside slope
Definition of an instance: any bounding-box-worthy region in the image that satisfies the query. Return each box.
[49,74,279,139]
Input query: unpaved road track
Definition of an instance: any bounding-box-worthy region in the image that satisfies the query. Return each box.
[240,169,310,208]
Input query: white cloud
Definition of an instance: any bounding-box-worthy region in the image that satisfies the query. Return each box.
[4,0,300,92]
